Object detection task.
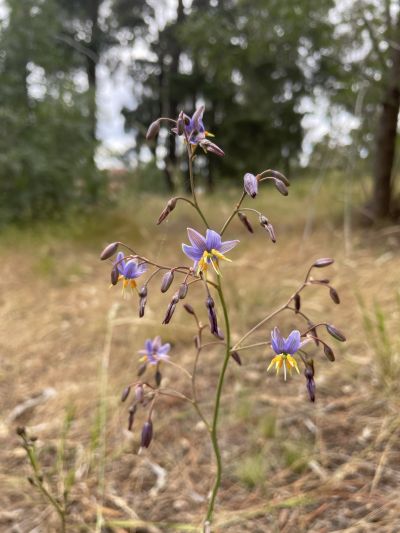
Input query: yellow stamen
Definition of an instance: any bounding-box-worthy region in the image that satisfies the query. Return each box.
[205,131,215,137]
[211,249,232,263]
[267,353,299,379]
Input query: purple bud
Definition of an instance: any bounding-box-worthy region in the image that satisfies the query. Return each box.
[128,404,137,431]
[294,293,301,313]
[157,197,178,225]
[215,328,224,340]
[141,420,153,448]
[273,179,289,196]
[137,363,147,377]
[206,296,218,334]
[162,293,179,324]
[146,120,160,140]
[121,386,131,402]
[306,377,316,402]
[259,214,268,227]
[323,343,335,361]
[231,351,242,366]
[178,282,188,299]
[313,258,334,268]
[100,242,119,260]
[177,111,185,135]
[243,173,258,198]
[183,303,195,315]
[200,140,225,157]
[111,267,119,286]
[138,286,147,318]
[326,324,346,342]
[266,222,276,243]
[237,212,254,233]
[155,370,162,387]
[161,270,174,293]
[135,384,144,403]
[329,287,340,304]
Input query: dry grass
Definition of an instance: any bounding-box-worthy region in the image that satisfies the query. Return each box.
[1,175,400,532]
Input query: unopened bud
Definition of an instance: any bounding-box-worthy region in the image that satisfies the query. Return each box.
[273,179,289,196]
[200,139,225,157]
[323,343,335,361]
[146,119,160,140]
[206,296,218,334]
[329,287,340,304]
[16,426,26,437]
[313,258,334,268]
[111,267,119,286]
[178,282,188,299]
[128,404,137,431]
[294,294,301,313]
[162,293,179,324]
[177,111,185,135]
[137,363,147,377]
[100,242,119,260]
[231,351,242,366]
[161,270,174,293]
[243,172,258,198]
[121,385,131,402]
[135,384,144,402]
[326,324,346,342]
[215,328,224,340]
[238,212,254,233]
[266,222,276,243]
[306,376,316,402]
[140,420,153,448]
[183,303,195,315]
[307,321,319,347]
[155,370,162,387]
[157,197,178,225]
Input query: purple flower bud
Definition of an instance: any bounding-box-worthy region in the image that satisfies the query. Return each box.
[162,293,180,324]
[128,404,137,431]
[155,369,162,387]
[178,282,188,299]
[238,212,254,233]
[231,351,242,366]
[138,286,147,318]
[329,287,340,304]
[146,120,160,140]
[100,242,119,260]
[323,343,335,361]
[121,385,131,402]
[137,363,147,377]
[157,197,178,225]
[313,258,334,268]
[273,178,289,196]
[141,420,153,448]
[294,294,301,313]
[135,384,144,403]
[199,139,225,157]
[243,173,258,198]
[206,296,218,335]
[161,270,174,293]
[111,267,119,286]
[266,222,276,243]
[326,324,346,342]
[215,328,224,340]
[183,303,195,315]
[177,111,185,135]
[306,376,316,402]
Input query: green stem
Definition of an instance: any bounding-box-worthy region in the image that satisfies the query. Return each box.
[187,147,209,228]
[205,276,231,526]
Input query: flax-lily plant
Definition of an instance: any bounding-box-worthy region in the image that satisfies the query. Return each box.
[100,105,346,531]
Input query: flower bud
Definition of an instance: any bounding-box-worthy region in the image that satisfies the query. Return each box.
[100,242,119,260]
[111,267,119,286]
[200,139,225,157]
[215,328,224,340]
[161,270,174,293]
[294,294,301,313]
[237,212,254,233]
[138,286,147,318]
[306,376,316,402]
[137,363,147,377]
[121,385,131,402]
[128,404,137,431]
[307,321,320,346]
[162,293,180,324]
[326,324,346,342]
[243,172,258,198]
[231,351,242,366]
[177,111,185,135]
[157,197,178,225]
[266,222,276,243]
[178,282,188,299]
[206,296,218,335]
[140,420,153,448]
[323,343,335,361]
[183,303,195,315]
[155,369,162,387]
[273,179,288,196]
[135,384,144,403]
[313,258,334,268]
[329,287,340,304]
[146,119,160,140]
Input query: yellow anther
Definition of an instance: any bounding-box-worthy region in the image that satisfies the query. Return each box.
[211,249,232,263]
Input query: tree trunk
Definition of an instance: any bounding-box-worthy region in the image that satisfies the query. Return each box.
[86,0,100,142]
[372,15,400,218]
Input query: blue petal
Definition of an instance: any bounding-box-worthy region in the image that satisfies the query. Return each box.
[205,229,222,251]
[182,243,204,261]
[115,251,125,274]
[152,336,162,351]
[271,327,284,353]
[123,260,138,279]
[145,339,153,355]
[158,343,170,355]
[283,330,301,354]
[187,228,206,250]
[136,262,148,276]
[220,239,239,254]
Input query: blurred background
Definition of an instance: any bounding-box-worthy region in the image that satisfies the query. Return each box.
[1,1,400,532]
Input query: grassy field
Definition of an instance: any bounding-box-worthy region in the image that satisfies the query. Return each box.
[1,174,400,532]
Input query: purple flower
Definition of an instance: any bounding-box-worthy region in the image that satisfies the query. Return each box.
[243,173,258,198]
[182,228,239,276]
[114,251,147,290]
[268,327,309,380]
[138,336,171,365]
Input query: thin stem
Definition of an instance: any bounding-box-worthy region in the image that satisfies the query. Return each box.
[233,341,270,352]
[205,276,231,525]
[185,140,209,228]
[220,191,246,236]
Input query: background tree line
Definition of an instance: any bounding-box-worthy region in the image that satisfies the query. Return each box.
[0,0,399,223]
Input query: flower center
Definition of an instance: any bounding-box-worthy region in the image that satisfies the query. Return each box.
[197,249,232,276]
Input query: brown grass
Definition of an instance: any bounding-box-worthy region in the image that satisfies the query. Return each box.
[1,176,400,532]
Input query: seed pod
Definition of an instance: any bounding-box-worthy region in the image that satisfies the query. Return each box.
[155,369,162,387]
[162,293,180,324]
[157,197,178,225]
[323,343,335,361]
[178,282,188,299]
[313,258,334,268]
[237,212,254,233]
[110,267,119,286]
[273,179,288,196]
[140,420,153,448]
[184,303,195,315]
[161,270,174,293]
[135,384,144,403]
[121,385,131,402]
[231,351,242,366]
[128,404,137,431]
[137,363,147,377]
[100,242,119,260]
[326,324,346,342]
[294,294,301,313]
[243,172,258,198]
[146,120,160,140]
[329,287,340,304]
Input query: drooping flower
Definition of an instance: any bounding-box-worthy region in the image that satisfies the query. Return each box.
[113,251,147,290]
[182,228,239,276]
[173,106,224,153]
[267,327,308,380]
[138,336,171,365]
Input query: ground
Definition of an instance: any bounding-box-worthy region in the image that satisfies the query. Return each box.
[1,175,400,532]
